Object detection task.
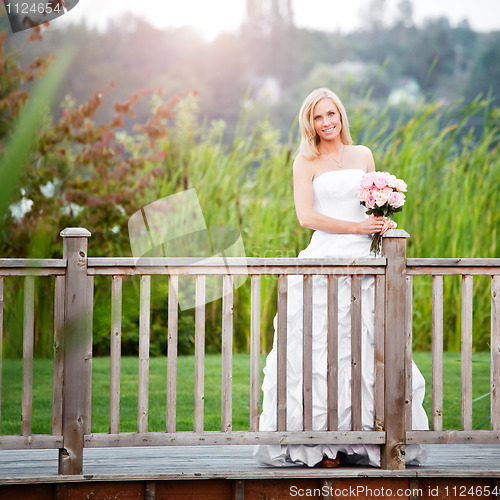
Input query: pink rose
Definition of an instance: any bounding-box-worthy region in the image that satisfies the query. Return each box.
[387,174,397,188]
[388,191,405,208]
[358,187,370,202]
[373,173,389,189]
[382,186,393,198]
[360,174,374,189]
[373,189,390,207]
[365,193,376,209]
[395,179,407,192]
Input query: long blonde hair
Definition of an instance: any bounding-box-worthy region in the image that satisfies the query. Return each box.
[298,88,353,159]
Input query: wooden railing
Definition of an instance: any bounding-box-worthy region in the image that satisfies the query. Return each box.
[405,259,500,444]
[0,228,499,475]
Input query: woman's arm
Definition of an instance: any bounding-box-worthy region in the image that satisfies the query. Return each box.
[292,151,384,235]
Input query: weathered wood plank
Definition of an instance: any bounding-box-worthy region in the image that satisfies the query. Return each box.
[407,267,500,276]
[302,275,313,432]
[461,275,473,431]
[22,276,35,437]
[0,277,2,428]
[492,276,500,431]
[373,275,385,431]
[52,275,64,436]
[88,257,387,268]
[277,275,287,432]
[58,227,92,475]
[408,258,500,267]
[350,275,362,432]
[0,269,66,276]
[85,275,94,436]
[194,275,206,433]
[221,275,233,432]
[432,275,444,432]
[406,430,500,444]
[327,275,338,431]
[88,265,387,276]
[249,275,261,432]
[84,430,386,447]
[0,258,66,268]
[0,278,3,428]
[138,275,151,434]
[167,275,179,433]
[381,233,408,470]
[109,276,122,435]
[0,435,63,450]
[405,275,413,431]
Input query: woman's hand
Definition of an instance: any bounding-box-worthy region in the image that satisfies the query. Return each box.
[380,217,396,235]
[357,216,396,235]
[356,216,386,235]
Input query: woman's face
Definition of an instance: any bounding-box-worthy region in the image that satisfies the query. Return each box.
[312,98,342,143]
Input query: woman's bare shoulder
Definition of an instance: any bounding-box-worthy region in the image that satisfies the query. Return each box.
[293,154,316,175]
[349,144,375,171]
[349,144,373,157]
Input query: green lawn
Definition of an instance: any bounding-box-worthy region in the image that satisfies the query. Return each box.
[0,352,491,435]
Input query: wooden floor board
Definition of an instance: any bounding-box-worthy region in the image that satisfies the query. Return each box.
[0,445,499,484]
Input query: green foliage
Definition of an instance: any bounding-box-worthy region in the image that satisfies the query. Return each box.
[354,97,499,350]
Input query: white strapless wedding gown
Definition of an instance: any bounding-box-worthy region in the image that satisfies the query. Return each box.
[254,169,429,467]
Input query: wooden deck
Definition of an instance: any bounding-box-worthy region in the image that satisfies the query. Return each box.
[1,444,500,483]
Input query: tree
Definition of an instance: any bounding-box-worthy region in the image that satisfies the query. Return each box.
[394,0,414,29]
[466,32,500,101]
[241,0,294,80]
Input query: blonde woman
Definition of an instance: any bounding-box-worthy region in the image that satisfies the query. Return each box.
[254,88,428,468]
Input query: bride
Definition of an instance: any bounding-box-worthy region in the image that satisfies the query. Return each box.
[254,87,429,467]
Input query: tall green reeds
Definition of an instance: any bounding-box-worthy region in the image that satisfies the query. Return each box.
[354,97,499,350]
[3,90,498,356]
[140,94,499,353]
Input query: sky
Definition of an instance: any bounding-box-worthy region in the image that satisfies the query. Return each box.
[58,0,500,40]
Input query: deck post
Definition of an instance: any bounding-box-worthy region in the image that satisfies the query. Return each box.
[380,229,409,470]
[58,228,92,475]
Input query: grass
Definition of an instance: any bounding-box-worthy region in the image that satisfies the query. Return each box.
[0,352,492,435]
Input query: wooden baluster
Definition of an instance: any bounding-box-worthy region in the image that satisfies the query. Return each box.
[85,275,94,435]
[0,277,3,428]
[167,275,179,433]
[277,274,287,431]
[350,275,362,431]
[327,275,339,431]
[432,275,444,431]
[405,275,413,431]
[109,276,122,434]
[194,275,206,433]
[22,275,35,437]
[52,275,64,436]
[250,275,261,432]
[221,274,233,432]
[302,275,313,431]
[491,275,500,431]
[373,275,385,431]
[138,275,151,434]
[461,275,473,431]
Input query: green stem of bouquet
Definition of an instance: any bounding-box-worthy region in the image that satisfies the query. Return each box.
[371,232,382,256]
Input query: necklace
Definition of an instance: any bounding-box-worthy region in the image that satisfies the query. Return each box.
[321,145,345,168]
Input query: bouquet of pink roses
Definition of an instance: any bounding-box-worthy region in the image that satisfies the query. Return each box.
[358,171,407,255]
